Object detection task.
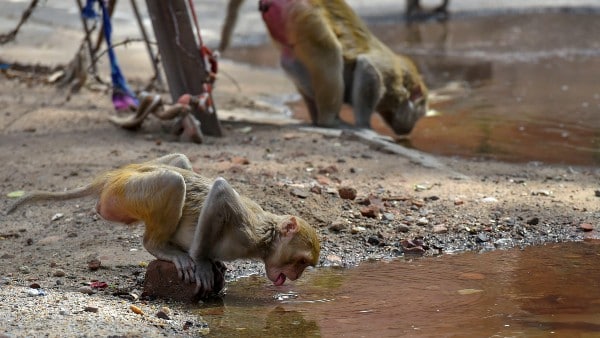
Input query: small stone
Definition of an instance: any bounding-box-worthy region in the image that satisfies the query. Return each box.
[476,233,489,242]
[350,226,366,234]
[432,224,448,234]
[309,185,322,194]
[338,187,357,200]
[26,288,46,297]
[481,197,498,203]
[531,190,552,196]
[156,310,170,320]
[130,305,144,315]
[84,306,99,313]
[367,236,380,246]
[328,221,347,232]
[396,224,410,233]
[19,266,30,274]
[359,205,379,218]
[580,223,594,232]
[29,283,41,289]
[78,286,95,295]
[290,188,309,199]
[526,217,540,225]
[416,217,429,226]
[59,308,68,315]
[316,175,331,186]
[53,269,66,277]
[382,213,395,221]
[454,199,464,206]
[87,258,101,271]
[51,213,64,221]
[325,254,343,266]
[595,190,600,197]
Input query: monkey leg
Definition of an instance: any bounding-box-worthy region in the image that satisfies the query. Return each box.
[108,93,163,130]
[351,55,384,129]
[145,153,193,170]
[108,168,195,283]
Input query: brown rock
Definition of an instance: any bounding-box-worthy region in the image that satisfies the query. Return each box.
[142,260,226,302]
[580,223,594,232]
[87,258,101,271]
[231,156,250,165]
[360,205,380,218]
[338,187,357,200]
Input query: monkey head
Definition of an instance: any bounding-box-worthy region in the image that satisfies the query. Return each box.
[264,216,320,286]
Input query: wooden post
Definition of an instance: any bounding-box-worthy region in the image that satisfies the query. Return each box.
[145,0,222,136]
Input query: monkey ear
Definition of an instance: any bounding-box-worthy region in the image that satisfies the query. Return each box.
[280,217,299,237]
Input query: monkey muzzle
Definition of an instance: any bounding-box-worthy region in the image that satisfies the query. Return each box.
[258,0,270,13]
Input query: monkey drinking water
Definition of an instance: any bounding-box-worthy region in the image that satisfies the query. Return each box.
[259,0,428,135]
[6,153,320,296]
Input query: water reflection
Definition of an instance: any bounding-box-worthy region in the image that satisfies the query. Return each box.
[225,10,600,165]
[199,240,600,337]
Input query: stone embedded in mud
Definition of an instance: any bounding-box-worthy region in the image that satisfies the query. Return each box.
[142,260,226,303]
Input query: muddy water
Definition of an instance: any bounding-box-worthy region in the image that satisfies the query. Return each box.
[226,10,600,165]
[198,240,600,337]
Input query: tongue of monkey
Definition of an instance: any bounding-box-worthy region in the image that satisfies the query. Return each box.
[274,273,286,286]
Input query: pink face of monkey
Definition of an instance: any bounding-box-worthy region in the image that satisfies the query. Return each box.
[259,0,292,46]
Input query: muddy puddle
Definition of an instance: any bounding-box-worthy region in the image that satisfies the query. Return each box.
[226,10,600,165]
[196,240,600,337]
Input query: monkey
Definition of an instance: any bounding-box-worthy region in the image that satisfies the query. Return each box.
[258,0,429,135]
[108,92,205,144]
[6,153,320,296]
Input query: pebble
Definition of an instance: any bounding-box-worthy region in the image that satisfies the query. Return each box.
[416,217,429,226]
[595,190,600,197]
[325,254,343,266]
[156,311,171,320]
[87,258,101,271]
[78,286,95,295]
[338,187,357,200]
[580,223,594,232]
[328,221,347,232]
[351,226,366,234]
[367,236,381,246]
[51,213,64,221]
[382,213,395,221]
[19,266,30,274]
[531,190,552,196]
[526,217,540,225]
[396,224,410,233]
[481,197,498,203]
[130,305,144,315]
[84,306,99,313]
[432,224,448,234]
[53,269,66,277]
[290,188,309,199]
[26,288,46,297]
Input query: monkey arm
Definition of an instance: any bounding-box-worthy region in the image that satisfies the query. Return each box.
[188,177,250,293]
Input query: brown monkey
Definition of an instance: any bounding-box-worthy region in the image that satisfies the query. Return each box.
[6,153,320,295]
[259,0,428,135]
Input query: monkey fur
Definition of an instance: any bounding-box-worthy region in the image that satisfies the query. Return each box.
[6,154,320,296]
[259,0,428,135]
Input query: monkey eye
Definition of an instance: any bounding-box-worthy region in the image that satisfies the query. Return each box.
[298,257,308,266]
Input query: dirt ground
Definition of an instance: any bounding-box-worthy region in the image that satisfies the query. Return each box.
[0,56,599,335]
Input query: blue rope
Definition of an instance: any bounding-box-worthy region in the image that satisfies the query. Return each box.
[83,0,138,111]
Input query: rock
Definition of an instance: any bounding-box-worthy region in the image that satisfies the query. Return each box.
[580,223,594,232]
[416,217,429,226]
[53,269,66,277]
[531,190,552,196]
[19,266,30,274]
[231,156,249,165]
[156,310,171,320]
[396,224,410,233]
[87,258,101,271]
[84,306,99,313]
[78,286,95,295]
[382,213,395,221]
[130,305,144,315]
[316,175,331,186]
[359,205,379,218]
[367,236,381,246]
[325,254,343,266]
[595,190,600,197]
[26,288,46,297]
[432,224,448,234]
[309,185,322,194]
[51,213,64,221]
[142,260,226,302]
[526,217,540,225]
[290,188,309,199]
[454,199,464,206]
[328,220,347,232]
[350,226,366,234]
[476,233,489,242]
[481,197,498,203]
[338,187,357,200]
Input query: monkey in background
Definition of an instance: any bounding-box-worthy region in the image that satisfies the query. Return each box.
[259,0,428,135]
[6,154,320,296]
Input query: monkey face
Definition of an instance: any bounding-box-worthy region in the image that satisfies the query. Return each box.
[265,250,314,286]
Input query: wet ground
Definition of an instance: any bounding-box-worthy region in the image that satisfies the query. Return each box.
[199,240,600,337]
[225,9,600,165]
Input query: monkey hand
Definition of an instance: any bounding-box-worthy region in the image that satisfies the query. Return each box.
[193,259,215,296]
[172,254,196,284]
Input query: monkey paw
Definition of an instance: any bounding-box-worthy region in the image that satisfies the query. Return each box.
[172,254,196,284]
[193,259,215,296]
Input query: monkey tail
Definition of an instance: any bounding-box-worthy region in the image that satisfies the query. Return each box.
[5,184,100,215]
